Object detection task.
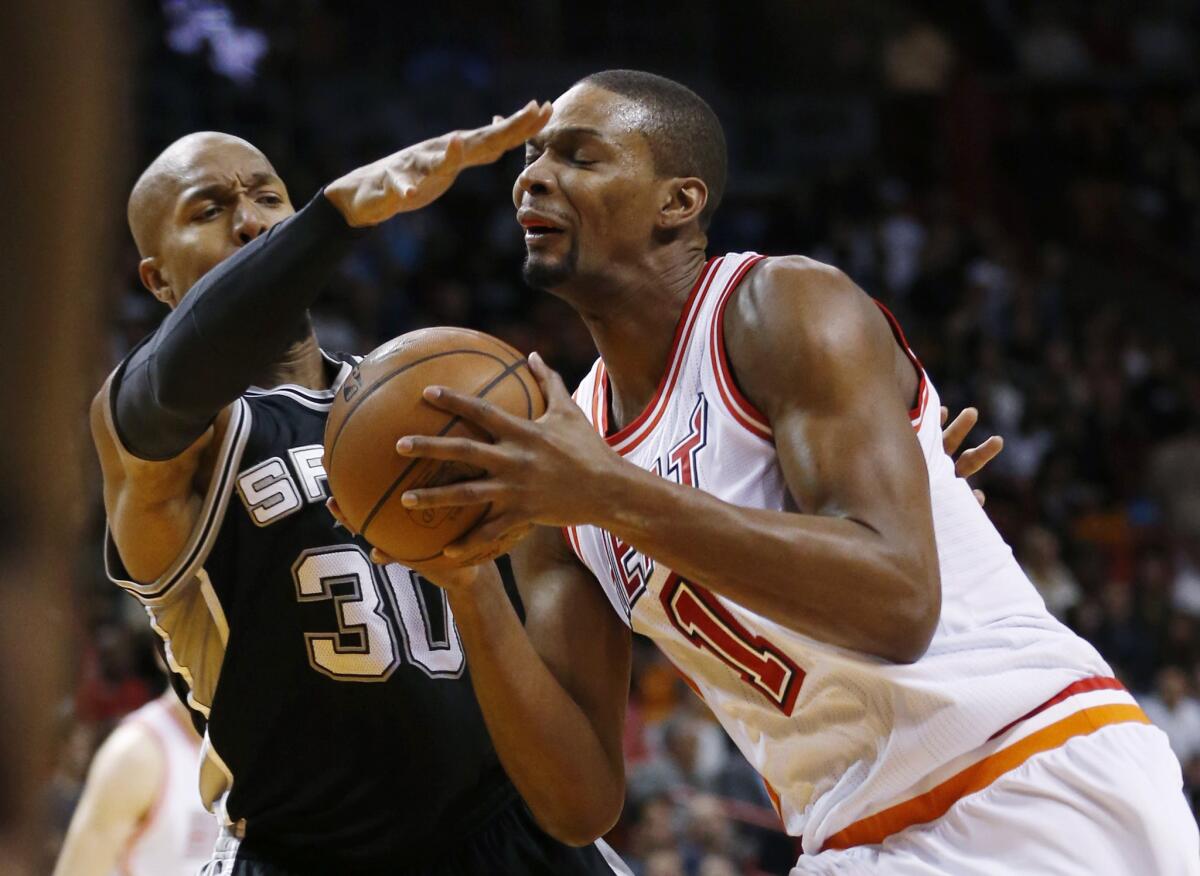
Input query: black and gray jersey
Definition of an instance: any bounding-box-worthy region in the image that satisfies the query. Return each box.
[105,352,516,873]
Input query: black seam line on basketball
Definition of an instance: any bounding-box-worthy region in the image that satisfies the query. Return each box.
[513,362,534,416]
[328,349,508,460]
[327,349,509,465]
[357,357,531,537]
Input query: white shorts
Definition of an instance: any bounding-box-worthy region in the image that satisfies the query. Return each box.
[792,723,1199,876]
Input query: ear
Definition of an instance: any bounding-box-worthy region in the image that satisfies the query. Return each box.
[658,177,708,231]
[138,257,176,308]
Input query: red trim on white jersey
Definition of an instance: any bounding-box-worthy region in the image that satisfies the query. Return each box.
[873,301,929,429]
[709,254,772,441]
[562,525,585,566]
[117,720,169,876]
[592,361,609,437]
[598,257,724,456]
[987,675,1126,741]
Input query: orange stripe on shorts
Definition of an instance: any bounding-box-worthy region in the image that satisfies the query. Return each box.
[822,703,1150,851]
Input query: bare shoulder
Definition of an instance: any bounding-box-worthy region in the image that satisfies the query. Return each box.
[86,719,164,791]
[731,256,881,352]
[725,256,892,417]
[71,718,164,826]
[95,368,230,582]
[89,375,122,476]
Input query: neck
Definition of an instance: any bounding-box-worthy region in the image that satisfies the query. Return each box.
[159,691,201,741]
[560,241,707,431]
[255,330,328,391]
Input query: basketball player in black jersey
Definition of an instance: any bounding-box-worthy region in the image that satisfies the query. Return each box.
[90,104,632,875]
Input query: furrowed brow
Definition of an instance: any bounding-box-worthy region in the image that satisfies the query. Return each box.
[179,182,231,207]
[180,172,280,206]
[243,171,281,189]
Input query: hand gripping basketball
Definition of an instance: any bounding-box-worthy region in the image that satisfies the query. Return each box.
[323,327,546,567]
[394,352,626,561]
[324,100,553,227]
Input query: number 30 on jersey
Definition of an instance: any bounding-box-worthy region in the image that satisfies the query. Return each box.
[291,545,464,682]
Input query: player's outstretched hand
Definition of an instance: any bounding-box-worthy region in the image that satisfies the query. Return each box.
[323,100,553,227]
[940,406,1003,506]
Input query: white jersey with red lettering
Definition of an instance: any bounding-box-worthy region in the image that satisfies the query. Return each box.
[113,698,218,876]
[563,252,1164,857]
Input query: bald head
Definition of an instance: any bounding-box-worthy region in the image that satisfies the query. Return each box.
[127,131,278,257]
[126,131,293,310]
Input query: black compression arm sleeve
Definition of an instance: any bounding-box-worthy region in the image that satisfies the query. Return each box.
[112,193,366,460]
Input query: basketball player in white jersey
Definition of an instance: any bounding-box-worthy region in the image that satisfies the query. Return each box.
[375,71,1200,873]
[53,690,217,876]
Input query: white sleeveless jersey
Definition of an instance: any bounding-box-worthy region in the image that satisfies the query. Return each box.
[114,698,218,876]
[565,253,1144,854]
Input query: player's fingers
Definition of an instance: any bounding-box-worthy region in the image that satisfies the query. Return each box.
[400,479,502,510]
[955,436,1004,479]
[396,435,504,468]
[490,101,551,139]
[443,520,532,561]
[416,560,491,588]
[369,547,402,565]
[973,488,987,507]
[942,407,979,456]
[437,134,466,173]
[385,167,418,201]
[422,386,524,437]
[462,101,551,164]
[527,351,571,406]
[325,497,352,530]
[940,406,949,427]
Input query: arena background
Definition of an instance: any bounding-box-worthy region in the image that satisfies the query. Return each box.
[36,1,1200,873]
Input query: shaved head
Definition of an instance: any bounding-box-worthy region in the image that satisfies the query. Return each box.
[126,131,292,310]
[127,131,276,257]
[575,70,726,230]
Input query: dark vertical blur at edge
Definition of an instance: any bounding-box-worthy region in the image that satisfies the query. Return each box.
[0,3,128,872]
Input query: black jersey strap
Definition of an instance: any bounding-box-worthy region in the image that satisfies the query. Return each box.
[112,192,366,460]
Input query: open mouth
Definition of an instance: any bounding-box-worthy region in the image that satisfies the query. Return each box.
[518,209,567,238]
[524,224,564,238]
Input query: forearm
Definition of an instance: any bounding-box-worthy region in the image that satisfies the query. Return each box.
[53,819,129,876]
[447,568,623,844]
[597,465,938,662]
[113,193,364,459]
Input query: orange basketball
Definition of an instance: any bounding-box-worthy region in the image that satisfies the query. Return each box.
[323,327,544,563]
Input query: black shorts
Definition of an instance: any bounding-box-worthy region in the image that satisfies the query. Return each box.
[200,797,627,876]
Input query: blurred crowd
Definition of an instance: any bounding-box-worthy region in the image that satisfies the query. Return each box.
[53,1,1200,873]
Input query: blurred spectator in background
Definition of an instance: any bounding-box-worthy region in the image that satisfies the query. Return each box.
[1142,666,1200,769]
[43,717,100,862]
[1018,5,1092,79]
[883,17,956,93]
[678,795,753,874]
[1020,525,1082,621]
[53,684,215,876]
[643,849,686,876]
[73,624,152,725]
